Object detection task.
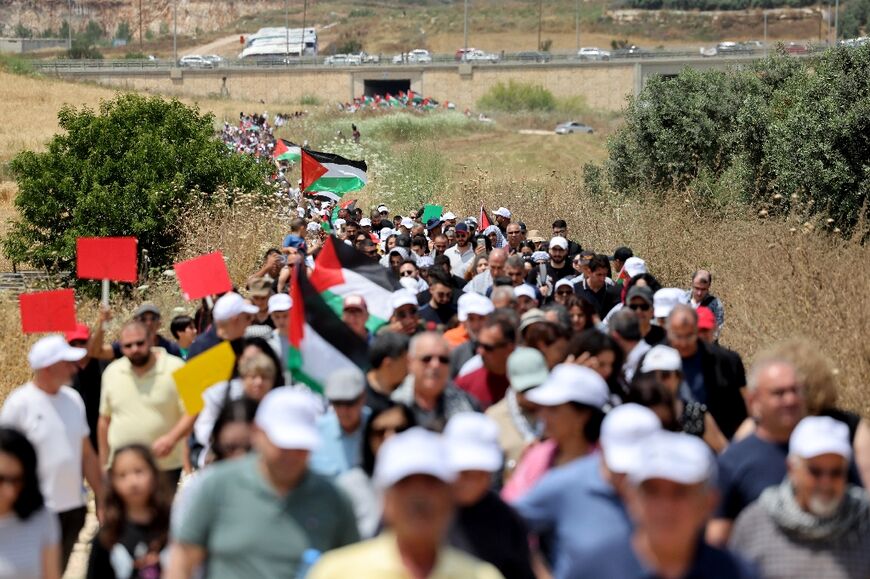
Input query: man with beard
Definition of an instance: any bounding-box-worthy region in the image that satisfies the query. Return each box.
[418,270,457,330]
[730,416,870,579]
[445,222,476,278]
[98,321,192,489]
[526,237,575,288]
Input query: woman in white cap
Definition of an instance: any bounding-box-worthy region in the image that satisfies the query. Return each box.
[501,365,609,502]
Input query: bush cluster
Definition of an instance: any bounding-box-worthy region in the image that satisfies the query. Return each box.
[478,80,558,113]
[607,45,870,234]
[2,94,271,274]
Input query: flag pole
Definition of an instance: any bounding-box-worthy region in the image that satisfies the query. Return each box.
[101,279,110,308]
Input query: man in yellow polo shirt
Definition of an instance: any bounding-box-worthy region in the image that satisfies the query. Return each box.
[99,320,192,489]
[308,427,503,579]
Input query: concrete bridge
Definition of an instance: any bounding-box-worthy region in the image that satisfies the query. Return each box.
[35,57,767,113]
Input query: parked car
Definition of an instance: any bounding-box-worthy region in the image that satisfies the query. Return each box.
[577,47,611,61]
[513,50,552,63]
[611,45,644,58]
[392,49,433,64]
[715,41,749,54]
[324,54,349,65]
[358,51,380,64]
[785,42,809,55]
[202,54,224,65]
[464,49,500,63]
[455,47,478,61]
[178,55,214,68]
[555,121,594,134]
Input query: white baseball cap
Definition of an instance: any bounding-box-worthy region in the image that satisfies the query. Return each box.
[600,403,662,474]
[457,293,494,322]
[28,335,87,371]
[494,207,512,218]
[213,292,260,323]
[306,222,321,233]
[549,236,568,250]
[640,345,683,373]
[623,257,648,278]
[380,228,395,241]
[444,413,503,473]
[334,218,347,228]
[391,290,419,312]
[377,204,389,213]
[400,217,414,229]
[790,416,852,460]
[513,284,537,301]
[525,364,609,409]
[254,388,321,451]
[442,211,457,220]
[325,367,366,402]
[374,427,456,489]
[359,217,372,227]
[653,288,689,319]
[267,293,292,314]
[555,278,574,291]
[631,431,715,486]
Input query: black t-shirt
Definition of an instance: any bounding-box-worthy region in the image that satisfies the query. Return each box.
[448,491,535,579]
[644,325,666,346]
[86,522,166,579]
[365,382,394,416]
[576,283,622,318]
[72,358,107,451]
[526,262,574,286]
[419,303,457,327]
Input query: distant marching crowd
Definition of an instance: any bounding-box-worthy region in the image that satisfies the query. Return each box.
[1,196,869,579]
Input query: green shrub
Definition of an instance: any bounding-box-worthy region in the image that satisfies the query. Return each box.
[477,80,557,113]
[2,94,270,273]
[607,47,870,233]
[0,54,35,75]
[68,39,103,59]
[356,112,481,141]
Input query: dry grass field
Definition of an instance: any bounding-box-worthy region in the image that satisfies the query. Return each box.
[0,67,868,423]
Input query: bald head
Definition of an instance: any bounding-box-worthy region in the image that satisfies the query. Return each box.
[489,248,507,278]
[666,304,699,358]
[409,331,449,359]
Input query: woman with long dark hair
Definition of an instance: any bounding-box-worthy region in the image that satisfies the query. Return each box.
[87,444,172,578]
[0,427,60,579]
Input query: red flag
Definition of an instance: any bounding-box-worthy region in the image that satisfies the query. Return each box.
[76,237,138,282]
[272,138,289,159]
[479,205,493,230]
[19,289,77,333]
[173,251,233,301]
[301,150,329,193]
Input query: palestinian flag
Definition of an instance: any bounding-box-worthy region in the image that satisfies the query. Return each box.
[310,236,399,332]
[479,205,494,230]
[288,264,370,394]
[272,138,301,163]
[323,198,358,233]
[301,148,368,200]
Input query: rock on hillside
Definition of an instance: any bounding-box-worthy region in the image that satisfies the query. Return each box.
[0,0,286,38]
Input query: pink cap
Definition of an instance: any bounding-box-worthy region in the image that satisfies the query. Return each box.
[697,306,716,330]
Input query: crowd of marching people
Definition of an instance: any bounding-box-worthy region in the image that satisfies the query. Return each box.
[3,199,870,579]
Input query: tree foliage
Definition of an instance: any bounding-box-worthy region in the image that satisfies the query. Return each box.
[607,46,870,233]
[3,94,270,272]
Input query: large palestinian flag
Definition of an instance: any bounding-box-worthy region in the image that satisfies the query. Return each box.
[288,264,370,394]
[272,138,302,163]
[301,148,368,200]
[310,236,399,332]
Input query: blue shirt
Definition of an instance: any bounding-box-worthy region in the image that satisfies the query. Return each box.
[513,454,631,578]
[716,433,788,520]
[682,349,706,404]
[567,535,759,579]
[309,408,370,478]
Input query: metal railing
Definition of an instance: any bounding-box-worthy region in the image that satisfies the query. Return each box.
[28,44,831,73]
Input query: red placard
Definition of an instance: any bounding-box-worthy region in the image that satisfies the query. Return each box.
[173,251,233,301]
[76,237,138,282]
[19,289,77,334]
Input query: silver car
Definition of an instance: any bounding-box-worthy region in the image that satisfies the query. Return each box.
[555,121,594,134]
[178,55,214,68]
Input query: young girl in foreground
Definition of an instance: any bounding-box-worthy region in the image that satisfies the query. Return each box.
[87,445,171,579]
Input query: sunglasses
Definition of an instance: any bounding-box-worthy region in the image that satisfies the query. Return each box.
[400,270,416,277]
[556,289,574,296]
[629,303,652,312]
[395,309,417,320]
[807,465,847,480]
[138,314,160,323]
[372,424,409,437]
[121,340,147,349]
[479,341,509,352]
[419,354,450,365]
[0,473,23,487]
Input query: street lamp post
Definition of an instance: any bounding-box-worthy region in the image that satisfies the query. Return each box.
[284,0,289,58]
[834,0,839,43]
[763,11,768,56]
[463,0,468,61]
[173,0,177,63]
[537,0,543,50]
[575,0,580,52]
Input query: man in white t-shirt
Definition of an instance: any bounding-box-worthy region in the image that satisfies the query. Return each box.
[0,334,104,572]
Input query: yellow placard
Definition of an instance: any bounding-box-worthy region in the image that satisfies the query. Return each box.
[172,341,236,415]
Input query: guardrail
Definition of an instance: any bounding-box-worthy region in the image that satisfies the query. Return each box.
[28,44,829,73]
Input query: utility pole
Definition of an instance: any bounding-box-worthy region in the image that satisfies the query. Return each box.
[301,0,308,59]
[834,0,839,43]
[575,0,580,52]
[463,0,468,60]
[67,0,72,49]
[763,11,768,56]
[172,0,177,63]
[284,0,289,57]
[537,0,543,50]
[138,0,143,51]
